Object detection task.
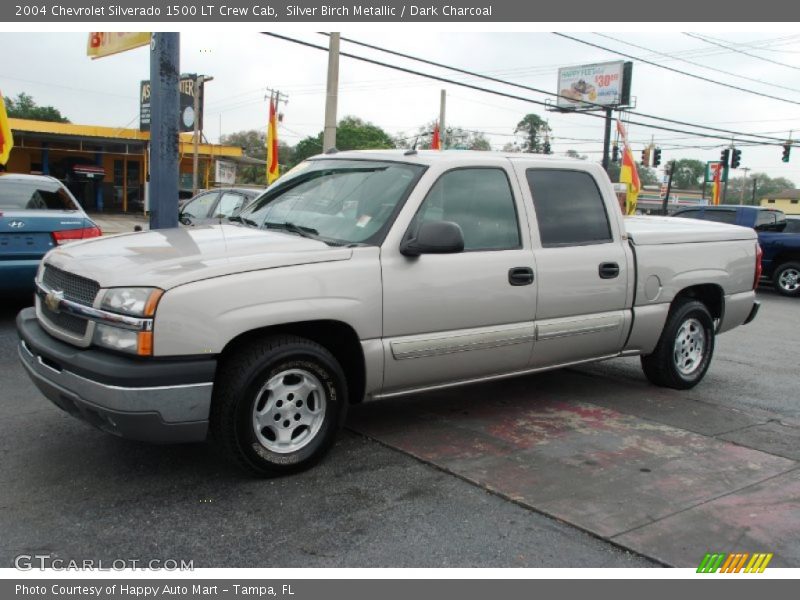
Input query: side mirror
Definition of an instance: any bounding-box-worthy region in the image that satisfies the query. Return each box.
[400,220,465,257]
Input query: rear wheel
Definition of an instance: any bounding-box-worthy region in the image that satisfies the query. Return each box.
[773,262,800,297]
[211,335,348,476]
[641,299,715,389]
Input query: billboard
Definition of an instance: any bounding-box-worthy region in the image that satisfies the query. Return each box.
[556,61,632,110]
[139,74,203,132]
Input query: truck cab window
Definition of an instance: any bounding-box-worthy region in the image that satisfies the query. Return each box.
[527,169,612,247]
[414,168,520,251]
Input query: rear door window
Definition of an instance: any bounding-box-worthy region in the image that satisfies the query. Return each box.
[182,192,218,219]
[526,169,612,247]
[215,192,247,218]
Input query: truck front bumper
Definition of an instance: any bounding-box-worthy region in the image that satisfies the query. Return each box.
[16,307,216,444]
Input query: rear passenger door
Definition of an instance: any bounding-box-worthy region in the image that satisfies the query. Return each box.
[518,167,632,368]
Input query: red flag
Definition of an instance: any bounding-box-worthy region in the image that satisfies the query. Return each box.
[431,123,441,150]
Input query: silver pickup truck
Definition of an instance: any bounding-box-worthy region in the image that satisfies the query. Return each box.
[17,150,761,475]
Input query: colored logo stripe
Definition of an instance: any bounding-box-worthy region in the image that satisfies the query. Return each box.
[697,552,773,573]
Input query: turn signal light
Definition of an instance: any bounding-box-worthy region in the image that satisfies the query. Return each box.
[51,226,102,245]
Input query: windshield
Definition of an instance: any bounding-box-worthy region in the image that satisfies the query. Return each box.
[237,159,425,245]
[0,178,81,211]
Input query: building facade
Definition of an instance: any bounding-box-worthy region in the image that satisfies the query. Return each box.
[4,118,246,213]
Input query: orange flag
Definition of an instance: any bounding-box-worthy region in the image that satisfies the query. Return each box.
[0,90,14,166]
[266,96,279,184]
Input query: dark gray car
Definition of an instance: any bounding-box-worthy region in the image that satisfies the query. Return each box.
[178,187,265,226]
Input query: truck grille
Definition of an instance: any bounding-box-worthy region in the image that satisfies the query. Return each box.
[42,265,100,306]
[40,304,89,336]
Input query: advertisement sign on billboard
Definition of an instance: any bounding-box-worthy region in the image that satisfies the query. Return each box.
[215,160,237,185]
[140,74,203,132]
[556,61,632,110]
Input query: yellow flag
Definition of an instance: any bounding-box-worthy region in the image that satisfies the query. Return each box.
[0,91,14,166]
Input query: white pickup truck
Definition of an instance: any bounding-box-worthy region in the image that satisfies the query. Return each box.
[17,151,761,475]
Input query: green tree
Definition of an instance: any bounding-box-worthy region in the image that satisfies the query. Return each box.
[514,113,551,153]
[5,92,69,123]
[293,116,395,163]
[669,159,706,190]
[409,121,491,150]
[221,129,295,184]
[726,173,796,205]
[565,149,588,160]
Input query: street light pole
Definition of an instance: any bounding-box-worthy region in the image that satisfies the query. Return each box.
[323,33,340,152]
[149,32,180,230]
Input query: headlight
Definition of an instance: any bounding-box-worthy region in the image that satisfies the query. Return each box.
[94,287,163,356]
[100,287,163,317]
[94,323,141,354]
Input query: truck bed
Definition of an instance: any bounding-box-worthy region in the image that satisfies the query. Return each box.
[625,215,755,245]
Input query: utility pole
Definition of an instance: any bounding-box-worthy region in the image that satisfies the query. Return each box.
[751,177,758,205]
[661,160,675,216]
[149,32,180,230]
[192,75,213,195]
[722,139,733,204]
[738,167,750,205]
[602,108,613,172]
[323,32,340,152]
[439,89,447,149]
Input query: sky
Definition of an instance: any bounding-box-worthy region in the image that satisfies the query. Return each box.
[2,30,800,185]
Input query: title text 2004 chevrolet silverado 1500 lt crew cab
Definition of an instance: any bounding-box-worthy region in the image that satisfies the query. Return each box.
[16,151,761,475]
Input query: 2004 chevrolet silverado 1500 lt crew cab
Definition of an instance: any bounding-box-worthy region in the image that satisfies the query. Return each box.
[17,151,761,475]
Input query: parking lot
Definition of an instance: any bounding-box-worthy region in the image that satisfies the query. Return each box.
[1,289,797,568]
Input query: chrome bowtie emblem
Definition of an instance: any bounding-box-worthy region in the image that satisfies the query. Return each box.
[9,220,25,229]
[45,290,64,313]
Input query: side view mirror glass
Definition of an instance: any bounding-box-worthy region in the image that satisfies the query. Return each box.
[400,220,465,257]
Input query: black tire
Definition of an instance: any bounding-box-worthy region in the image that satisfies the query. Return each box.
[640,299,715,390]
[772,262,800,297]
[210,335,348,476]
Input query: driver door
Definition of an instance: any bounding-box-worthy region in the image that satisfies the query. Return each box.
[380,166,537,394]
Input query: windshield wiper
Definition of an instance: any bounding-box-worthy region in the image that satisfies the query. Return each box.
[264,221,320,239]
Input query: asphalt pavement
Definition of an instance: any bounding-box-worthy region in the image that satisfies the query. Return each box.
[1,289,796,568]
[0,297,652,568]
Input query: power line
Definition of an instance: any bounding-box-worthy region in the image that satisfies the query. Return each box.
[262,33,795,150]
[593,33,800,94]
[327,33,795,144]
[684,33,800,72]
[552,32,800,107]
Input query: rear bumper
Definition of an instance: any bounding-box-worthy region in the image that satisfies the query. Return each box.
[16,307,215,443]
[743,301,760,325]
[0,259,40,292]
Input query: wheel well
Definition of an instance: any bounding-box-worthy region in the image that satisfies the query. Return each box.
[220,321,366,404]
[673,284,723,320]
[767,253,800,276]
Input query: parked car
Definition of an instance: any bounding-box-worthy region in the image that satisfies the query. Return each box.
[17,151,760,476]
[178,187,265,226]
[783,215,800,234]
[673,204,800,297]
[0,173,101,295]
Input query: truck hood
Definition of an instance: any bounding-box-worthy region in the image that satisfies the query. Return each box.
[43,224,352,289]
[625,216,757,245]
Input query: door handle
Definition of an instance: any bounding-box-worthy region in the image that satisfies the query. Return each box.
[599,262,620,279]
[509,267,534,286]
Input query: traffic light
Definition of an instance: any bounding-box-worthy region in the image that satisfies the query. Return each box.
[641,147,651,167]
[731,148,742,169]
[782,144,791,163]
[652,147,662,167]
[720,148,730,167]
[611,144,619,163]
[543,141,551,155]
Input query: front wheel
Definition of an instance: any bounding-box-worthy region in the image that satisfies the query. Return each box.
[641,299,715,389]
[773,262,800,297]
[211,335,348,476]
